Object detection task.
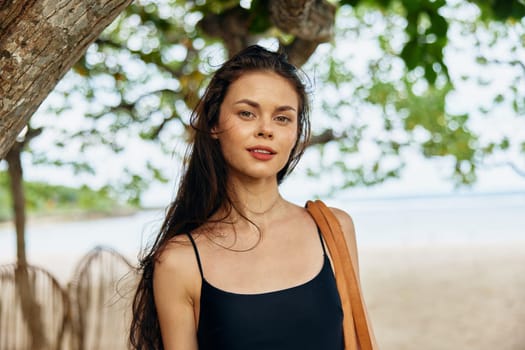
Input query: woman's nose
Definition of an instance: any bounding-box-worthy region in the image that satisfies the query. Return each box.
[256,118,273,139]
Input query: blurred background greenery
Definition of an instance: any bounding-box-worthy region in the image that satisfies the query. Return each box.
[4,0,523,213]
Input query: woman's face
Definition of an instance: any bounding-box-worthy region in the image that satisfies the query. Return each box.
[213,70,299,183]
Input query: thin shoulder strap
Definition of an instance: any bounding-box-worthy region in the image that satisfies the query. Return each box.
[316,226,328,256]
[186,233,204,279]
[306,203,328,256]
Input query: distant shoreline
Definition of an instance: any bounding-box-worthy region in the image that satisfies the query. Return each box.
[0,207,144,230]
[336,189,525,202]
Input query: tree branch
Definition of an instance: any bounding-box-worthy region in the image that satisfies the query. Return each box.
[484,58,525,73]
[281,37,321,67]
[95,38,186,77]
[198,0,336,64]
[270,0,335,67]
[308,129,347,146]
[485,160,525,178]
[25,126,43,143]
[198,6,255,57]
[146,114,176,140]
[507,161,525,178]
[268,0,336,42]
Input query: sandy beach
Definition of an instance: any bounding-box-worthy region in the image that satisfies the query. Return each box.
[1,195,524,349]
[360,243,525,350]
[2,241,524,350]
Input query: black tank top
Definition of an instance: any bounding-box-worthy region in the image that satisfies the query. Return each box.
[187,228,344,350]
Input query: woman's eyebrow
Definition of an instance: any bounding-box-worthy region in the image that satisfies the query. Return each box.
[234,99,259,108]
[234,99,296,112]
[275,105,297,113]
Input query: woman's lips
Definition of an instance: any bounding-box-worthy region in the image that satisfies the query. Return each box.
[247,147,276,161]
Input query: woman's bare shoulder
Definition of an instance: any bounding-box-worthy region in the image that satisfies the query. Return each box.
[327,206,356,233]
[157,234,193,263]
[154,234,202,294]
[153,234,202,349]
[326,206,360,269]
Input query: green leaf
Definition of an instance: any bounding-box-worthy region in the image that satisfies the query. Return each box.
[476,56,488,65]
[429,13,448,37]
[249,0,272,33]
[424,63,437,84]
[400,39,421,70]
[500,138,510,150]
[402,0,421,13]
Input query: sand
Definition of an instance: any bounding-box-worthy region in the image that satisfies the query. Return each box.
[359,242,525,350]
[2,241,525,349]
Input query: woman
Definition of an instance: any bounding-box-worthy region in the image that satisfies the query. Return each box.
[130,45,366,350]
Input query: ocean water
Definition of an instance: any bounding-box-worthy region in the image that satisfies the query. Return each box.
[334,192,525,246]
[0,192,524,265]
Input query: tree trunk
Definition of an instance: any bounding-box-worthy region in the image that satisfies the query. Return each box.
[5,142,27,266]
[0,0,132,159]
[6,142,47,349]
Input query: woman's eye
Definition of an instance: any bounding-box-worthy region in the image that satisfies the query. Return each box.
[239,111,255,119]
[275,115,291,123]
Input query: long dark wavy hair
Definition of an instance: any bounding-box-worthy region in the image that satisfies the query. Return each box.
[129,45,311,349]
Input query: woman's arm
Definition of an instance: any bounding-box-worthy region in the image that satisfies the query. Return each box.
[330,207,379,348]
[153,240,200,350]
[330,208,360,276]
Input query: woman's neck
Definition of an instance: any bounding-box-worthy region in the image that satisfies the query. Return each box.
[227,176,283,221]
[204,177,286,251]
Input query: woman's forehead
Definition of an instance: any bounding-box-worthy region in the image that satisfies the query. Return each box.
[224,71,299,108]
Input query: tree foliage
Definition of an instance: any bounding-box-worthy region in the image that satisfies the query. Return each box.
[33,0,525,198]
[0,171,128,221]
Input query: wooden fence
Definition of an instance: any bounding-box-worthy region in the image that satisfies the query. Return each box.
[0,246,137,350]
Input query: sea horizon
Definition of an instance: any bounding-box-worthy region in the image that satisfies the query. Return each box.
[1,190,524,259]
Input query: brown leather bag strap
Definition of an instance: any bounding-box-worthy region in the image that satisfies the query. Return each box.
[306,200,357,349]
[306,200,375,350]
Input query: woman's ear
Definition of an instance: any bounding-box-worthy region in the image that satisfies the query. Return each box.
[211,125,219,139]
